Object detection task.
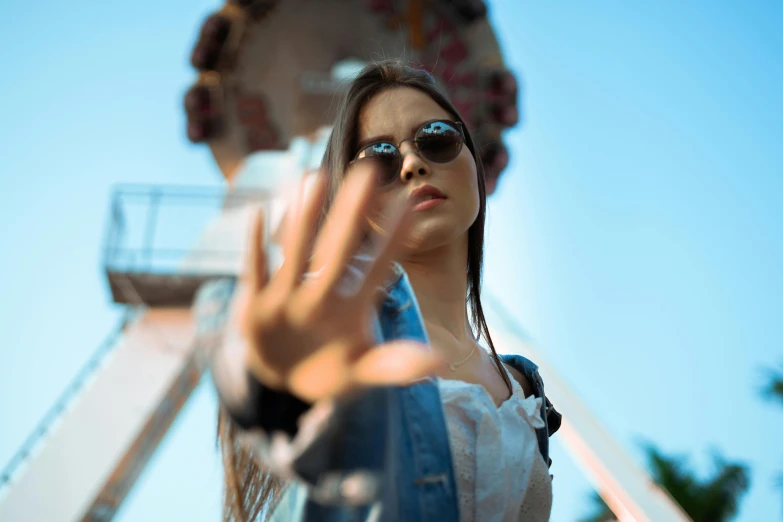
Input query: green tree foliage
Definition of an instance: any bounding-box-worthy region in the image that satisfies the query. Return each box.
[582,444,750,522]
[761,362,783,515]
[762,364,783,406]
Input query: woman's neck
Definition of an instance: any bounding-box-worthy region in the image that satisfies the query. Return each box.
[401,236,475,346]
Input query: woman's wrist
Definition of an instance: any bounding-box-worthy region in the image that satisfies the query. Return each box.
[229,370,313,437]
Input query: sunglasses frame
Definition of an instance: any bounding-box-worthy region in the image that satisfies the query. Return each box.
[350,119,466,186]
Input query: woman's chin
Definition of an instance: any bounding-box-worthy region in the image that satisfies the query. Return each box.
[402,223,466,254]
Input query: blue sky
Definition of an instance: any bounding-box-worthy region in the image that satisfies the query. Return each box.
[1,1,781,521]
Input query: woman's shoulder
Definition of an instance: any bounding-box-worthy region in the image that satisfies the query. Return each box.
[500,359,535,398]
[498,353,562,437]
[498,353,540,377]
[498,353,541,398]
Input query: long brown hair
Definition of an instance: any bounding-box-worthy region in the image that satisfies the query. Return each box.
[218,59,511,521]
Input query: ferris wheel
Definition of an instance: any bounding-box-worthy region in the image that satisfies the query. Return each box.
[183,0,517,194]
[0,2,689,521]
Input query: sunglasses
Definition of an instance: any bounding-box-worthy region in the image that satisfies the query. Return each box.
[351,119,465,186]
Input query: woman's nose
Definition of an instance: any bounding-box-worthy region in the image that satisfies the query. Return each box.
[399,142,431,182]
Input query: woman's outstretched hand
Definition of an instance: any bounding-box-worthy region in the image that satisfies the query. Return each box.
[236,164,442,403]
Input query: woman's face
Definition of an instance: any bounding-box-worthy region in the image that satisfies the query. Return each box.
[355,86,480,253]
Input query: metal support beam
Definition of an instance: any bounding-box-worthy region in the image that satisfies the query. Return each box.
[484,294,692,522]
[0,309,200,522]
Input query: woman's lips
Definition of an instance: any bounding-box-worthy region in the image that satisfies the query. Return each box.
[412,197,446,211]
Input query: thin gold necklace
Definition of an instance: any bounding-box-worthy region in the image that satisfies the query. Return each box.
[448,343,477,372]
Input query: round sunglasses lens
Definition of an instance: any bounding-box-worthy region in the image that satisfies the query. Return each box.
[358,142,400,185]
[416,121,463,163]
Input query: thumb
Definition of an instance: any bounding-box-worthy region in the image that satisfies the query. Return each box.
[350,341,444,387]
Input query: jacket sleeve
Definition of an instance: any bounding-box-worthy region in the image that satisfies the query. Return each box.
[544,395,562,437]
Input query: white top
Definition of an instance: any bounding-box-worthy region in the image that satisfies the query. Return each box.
[438,362,553,522]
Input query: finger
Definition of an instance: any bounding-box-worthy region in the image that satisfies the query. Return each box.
[277,172,328,290]
[244,208,268,293]
[308,164,378,295]
[356,195,415,304]
[350,341,445,387]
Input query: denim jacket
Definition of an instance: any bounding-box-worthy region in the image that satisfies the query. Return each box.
[200,264,561,522]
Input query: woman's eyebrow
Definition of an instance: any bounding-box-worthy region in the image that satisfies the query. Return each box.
[355,120,441,151]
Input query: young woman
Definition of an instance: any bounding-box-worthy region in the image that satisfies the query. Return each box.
[208,59,561,521]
